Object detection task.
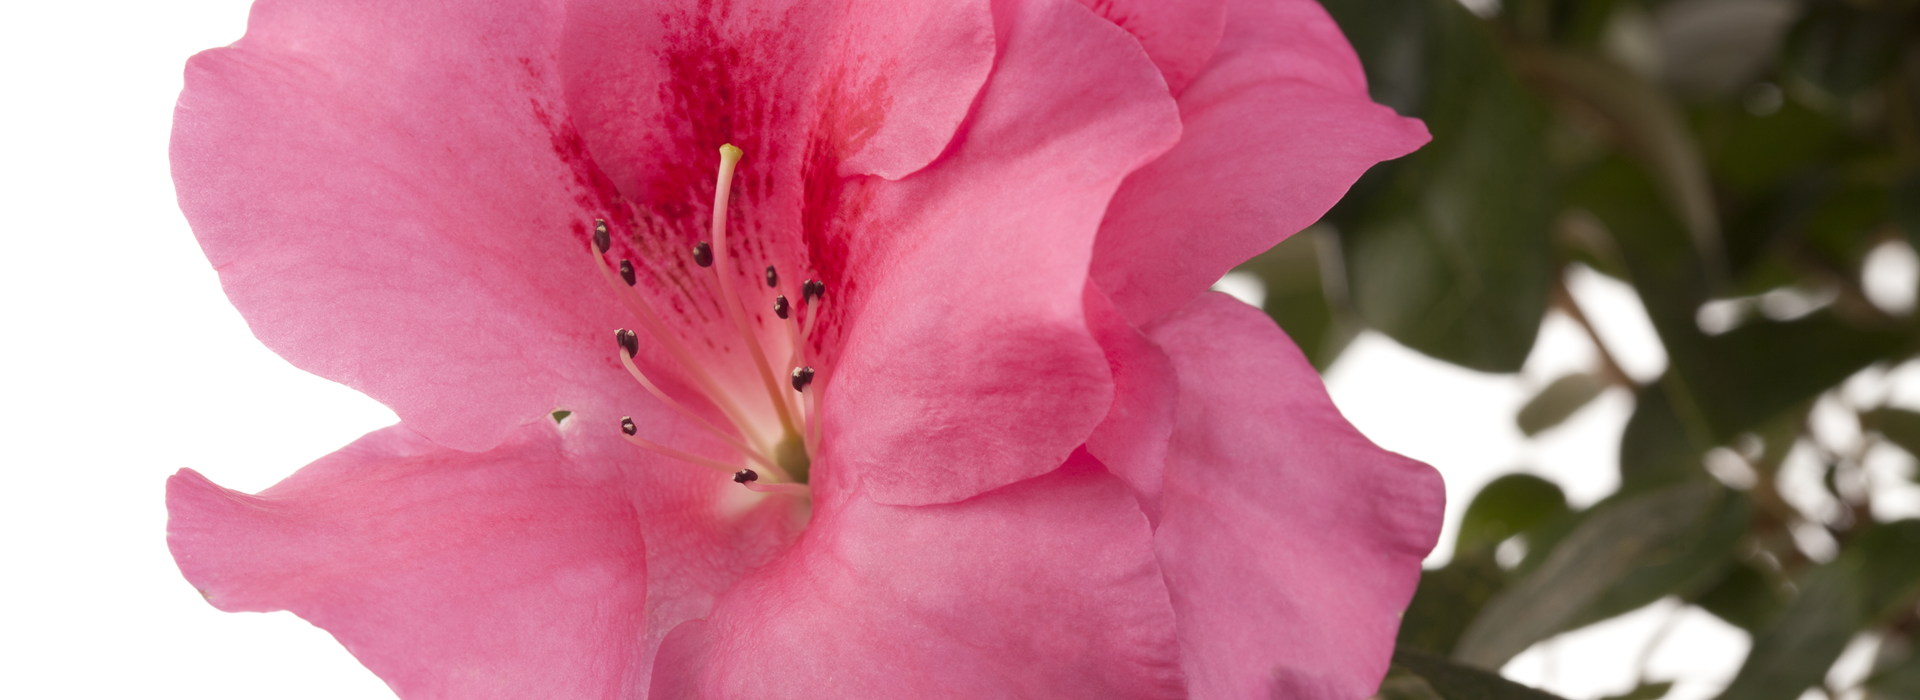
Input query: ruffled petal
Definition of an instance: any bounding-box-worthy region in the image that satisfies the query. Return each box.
[659,453,1186,699]
[172,0,637,451]
[166,422,649,700]
[1070,0,1228,95]
[1084,281,1178,522]
[819,0,1182,506]
[1091,0,1430,326]
[1146,293,1444,699]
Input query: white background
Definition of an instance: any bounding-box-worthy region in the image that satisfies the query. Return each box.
[2,1,1900,698]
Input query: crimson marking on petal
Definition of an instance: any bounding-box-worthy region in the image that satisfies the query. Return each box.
[790,366,815,392]
[733,469,759,484]
[692,241,713,268]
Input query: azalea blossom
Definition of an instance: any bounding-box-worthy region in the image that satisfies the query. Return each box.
[166,0,1442,697]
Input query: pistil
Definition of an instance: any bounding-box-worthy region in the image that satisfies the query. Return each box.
[591,144,824,497]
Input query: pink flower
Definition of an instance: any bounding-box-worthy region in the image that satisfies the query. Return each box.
[166,0,1442,697]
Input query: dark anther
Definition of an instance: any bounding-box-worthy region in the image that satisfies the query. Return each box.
[619,259,636,286]
[620,416,637,436]
[693,241,713,268]
[791,366,815,392]
[593,219,610,254]
[732,469,759,484]
[765,265,779,288]
[615,328,639,358]
[774,295,790,320]
[802,279,825,304]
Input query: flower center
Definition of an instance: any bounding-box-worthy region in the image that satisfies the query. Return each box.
[589,144,824,497]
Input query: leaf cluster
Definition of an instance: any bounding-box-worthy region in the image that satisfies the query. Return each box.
[1238,0,1920,697]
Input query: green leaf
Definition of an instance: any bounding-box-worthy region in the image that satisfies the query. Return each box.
[1323,0,1557,372]
[1694,560,1788,633]
[1379,665,1448,700]
[1517,372,1609,436]
[1457,474,1571,555]
[1392,647,1568,700]
[1618,383,1709,494]
[1453,483,1718,668]
[1598,682,1672,700]
[1399,555,1508,657]
[1895,170,1920,247]
[1564,490,1751,630]
[1571,158,1908,445]
[1514,50,1724,279]
[1861,407,1920,462]
[1715,566,1856,700]
[1235,229,1357,370]
[1719,520,1920,700]
[1783,1,1917,102]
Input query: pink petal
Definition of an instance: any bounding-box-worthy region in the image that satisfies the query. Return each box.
[1091,0,1431,326]
[659,452,1186,699]
[560,0,994,188]
[1146,293,1444,699]
[819,0,1182,506]
[166,422,650,700]
[1070,0,1229,95]
[172,0,638,451]
[1084,281,1178,522]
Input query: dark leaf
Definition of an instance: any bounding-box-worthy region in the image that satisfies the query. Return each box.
[1718,520,1920,700]
[1518,372,1609,436]
[1618,382,1710,494]
[1862,407,1920,463]
[1599,681,1673,700]
[1694,559,1788,633]
[1391,647,1568,700]
[1453,483,1717,668]
[1399,555,1508,657]
[1325,0,1558,372]
[1564,490,1751,630]
[1457,474,1571,555]
[1235,229,1357,370]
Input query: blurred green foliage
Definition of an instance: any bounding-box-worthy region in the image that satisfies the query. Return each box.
[1239,0,1920,696]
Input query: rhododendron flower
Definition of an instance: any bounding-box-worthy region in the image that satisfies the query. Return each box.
[166,0,1442,697]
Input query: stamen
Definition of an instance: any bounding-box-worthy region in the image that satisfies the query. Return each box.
[617,345,781,474]
[621,416,638,435]
[693,241,713,268]
[774,295,790,320]
[591,243,760,443]
[622,429,739,473]
[706,144,801,437]
[619,259,636,286]
[791,366,815,392]
[593,219,611,254]
[802,279,824,305]
[733,468,808,495]
[765,265,779,288]
[615,328,640,358]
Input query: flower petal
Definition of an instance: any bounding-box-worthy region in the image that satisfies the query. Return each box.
[1146,293,1444,699]
[166,422,649,700]
[1084,281,1178,522]
[1070,0,1229,95]
[1091,0,1431,326]
[660,452,1187,699]
[172,0,635,451]
[820,0,1182,506]
[560,0,994,188]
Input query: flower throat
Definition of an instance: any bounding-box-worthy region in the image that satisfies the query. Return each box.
[590,144,821,497]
